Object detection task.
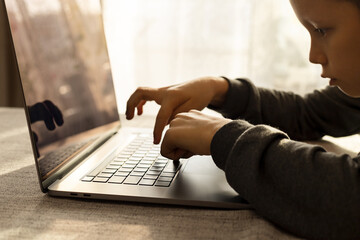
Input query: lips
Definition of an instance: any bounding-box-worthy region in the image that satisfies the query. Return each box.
[329,78,337,86]
[321,74,338,86]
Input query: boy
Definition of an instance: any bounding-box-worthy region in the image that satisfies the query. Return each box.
[126,0,360,238]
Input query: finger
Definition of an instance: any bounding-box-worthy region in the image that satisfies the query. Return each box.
[136,100,146,116]
[160,128,191,160]
[174,149,194,159]
[160,129,174,158]
[161,147,192,161]
[153,104,173,144]
[126,87,161,120]
[161,136,181,161]
[170,99,203,122]
[43,100,64,126]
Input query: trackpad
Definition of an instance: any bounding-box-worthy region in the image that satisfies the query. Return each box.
[181,156,223,175]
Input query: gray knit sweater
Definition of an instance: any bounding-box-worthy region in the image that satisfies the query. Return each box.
[210,78,360,240]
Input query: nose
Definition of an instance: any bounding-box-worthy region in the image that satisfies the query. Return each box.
[309,38,327,66]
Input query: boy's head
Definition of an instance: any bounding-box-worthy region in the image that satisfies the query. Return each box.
[290,0,360,97]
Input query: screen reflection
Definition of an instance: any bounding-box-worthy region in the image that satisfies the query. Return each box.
[5,0,119,180]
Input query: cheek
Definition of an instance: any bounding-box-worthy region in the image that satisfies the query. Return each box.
[328,35,360,97]
[330,35,360,79]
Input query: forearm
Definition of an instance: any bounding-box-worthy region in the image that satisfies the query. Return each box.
[210,78,360,140]
[211,120,360,239]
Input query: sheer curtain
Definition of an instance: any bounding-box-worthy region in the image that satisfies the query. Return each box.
[102,0,324,114]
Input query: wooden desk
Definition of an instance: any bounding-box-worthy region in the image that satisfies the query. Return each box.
[2,107,358,240]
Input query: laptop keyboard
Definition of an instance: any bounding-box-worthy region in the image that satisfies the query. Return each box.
[81,135,181,187]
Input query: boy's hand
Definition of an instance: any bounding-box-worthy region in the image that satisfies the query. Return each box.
[126,76,229,144]
[160,110,231,160]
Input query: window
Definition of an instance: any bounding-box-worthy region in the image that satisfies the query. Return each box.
[103,0,324,114]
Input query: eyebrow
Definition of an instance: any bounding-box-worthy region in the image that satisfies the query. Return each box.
[300,16,330,28]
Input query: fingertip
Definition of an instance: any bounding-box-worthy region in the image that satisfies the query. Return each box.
[153,135,161,145]
[153,127,162,145]
[125,110,134,120]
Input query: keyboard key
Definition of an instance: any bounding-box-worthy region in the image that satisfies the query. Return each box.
[109,162,122,167]
[146,170,161,176]
[133,167,148,172]
[123,176,142,185]
[139,179,156,186]
[126,160,140,165]
[117,154,131,158]
[130,172,145,177]
[132,153,146,158]
[93,177,109,183]
[122,164,136,169]
[108,176,126,184]
[81,176,94,182]
[148,150,159,154]
[158,176,173,182]
[146,153,158,158]
[113,160,126,164]
[106,164,120,169]
[137,164,152,168]
[155,181,171,187]
[163,162,180,173]
[114,171,130,177]
[102,169,117,174]
[150,166,164,171]
[121,150,134,154]
[143,174,158,180]
[160,172,176,178]
[118,167,132,172]
[139,147,151,152]
[155,160,169,164]
[129,156,142,161]
[153,163,166,168]
[97,173,113,178]
[139,160,153,165]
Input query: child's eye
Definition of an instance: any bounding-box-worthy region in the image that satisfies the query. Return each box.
[314,28,327,36]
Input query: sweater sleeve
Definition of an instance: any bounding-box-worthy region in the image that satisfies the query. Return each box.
[211,120,360,240]
[209,77,360,140]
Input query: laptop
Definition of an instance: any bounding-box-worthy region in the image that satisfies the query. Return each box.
[4,0,249,209]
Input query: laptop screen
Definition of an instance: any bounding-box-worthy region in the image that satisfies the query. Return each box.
[5,0,120,182]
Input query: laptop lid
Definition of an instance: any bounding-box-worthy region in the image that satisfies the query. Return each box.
[4,0,121,191]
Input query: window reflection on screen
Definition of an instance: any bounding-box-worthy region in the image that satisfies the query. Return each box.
[5,0,119,180]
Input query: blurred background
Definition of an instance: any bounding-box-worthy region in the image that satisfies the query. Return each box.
[1,0,325,114]
[0,0,22,107]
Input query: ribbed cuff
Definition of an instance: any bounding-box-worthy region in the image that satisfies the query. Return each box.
[210,119,253,170]
[208,77,251,119]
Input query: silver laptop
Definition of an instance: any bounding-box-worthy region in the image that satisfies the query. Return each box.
[4,0,249,209]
